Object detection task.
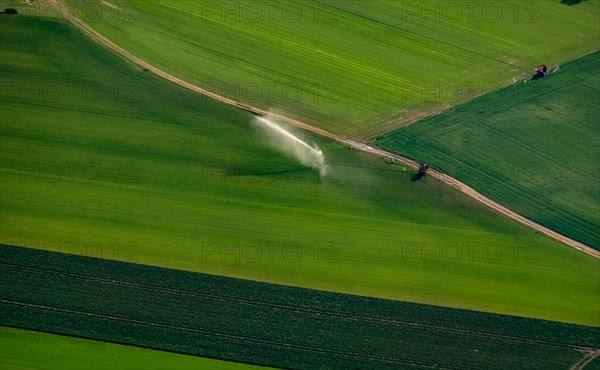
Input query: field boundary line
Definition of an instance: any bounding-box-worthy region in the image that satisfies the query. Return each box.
[55,0,599,259]
[4,261,596,351]
[0,324,282,370]
[0,299,465,369]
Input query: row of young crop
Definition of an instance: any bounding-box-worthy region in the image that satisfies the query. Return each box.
[1,245,596,369]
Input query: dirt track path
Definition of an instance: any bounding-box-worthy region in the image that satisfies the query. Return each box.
[570,349,600,370]
[57,1,599,259]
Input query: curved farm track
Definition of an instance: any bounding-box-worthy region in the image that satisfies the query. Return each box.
[56,1,599,259]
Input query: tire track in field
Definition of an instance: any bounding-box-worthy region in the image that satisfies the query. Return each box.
[570,349,600,370]
[55,0,599,259]
[2,262,596,352]
[0,299,468,370]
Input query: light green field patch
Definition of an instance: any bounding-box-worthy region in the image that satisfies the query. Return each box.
[0,326,266,370]
[53,0,600,136]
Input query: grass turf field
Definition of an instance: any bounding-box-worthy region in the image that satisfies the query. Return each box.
[1,245,599,370]
[0,14,599,327]
[379,52,600,249]
[51,0,600,137]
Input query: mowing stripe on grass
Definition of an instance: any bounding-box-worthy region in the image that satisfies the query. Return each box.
[308,0,531,72]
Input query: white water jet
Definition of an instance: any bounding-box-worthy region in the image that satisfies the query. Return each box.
[253,116,327,178]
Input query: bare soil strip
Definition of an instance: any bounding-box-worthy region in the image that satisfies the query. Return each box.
[55,1,599,259]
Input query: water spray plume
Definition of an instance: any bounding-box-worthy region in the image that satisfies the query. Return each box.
[254,116,327,178]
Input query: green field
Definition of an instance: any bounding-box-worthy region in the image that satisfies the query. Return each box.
[587,356,600,370]
[2,245,598,370]
[53,0,600,137]
[379,53,600,249]
[0,326,264,370]
[1,14,599,327]
[1,1,600,369]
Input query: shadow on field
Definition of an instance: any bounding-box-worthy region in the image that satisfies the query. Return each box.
[411,173,425,182]
[560,0,586,5]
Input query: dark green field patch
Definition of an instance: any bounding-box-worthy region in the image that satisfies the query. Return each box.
[378,52,600,249]
[1,244,598,370]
